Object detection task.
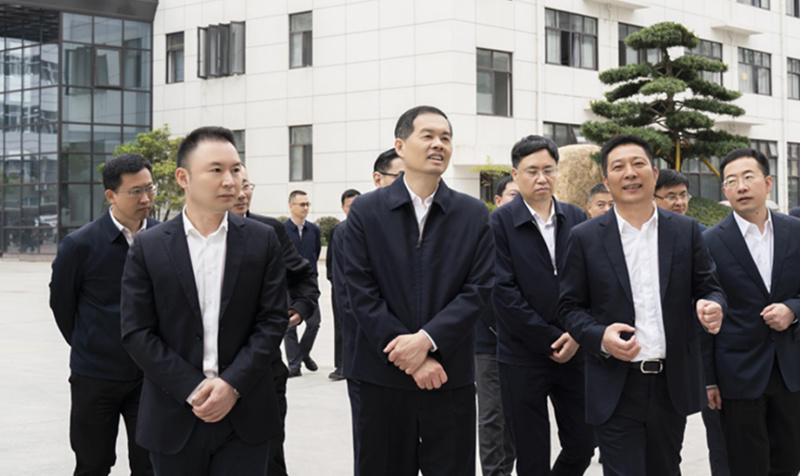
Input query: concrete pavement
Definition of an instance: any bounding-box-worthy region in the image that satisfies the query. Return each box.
[0,258,713,475]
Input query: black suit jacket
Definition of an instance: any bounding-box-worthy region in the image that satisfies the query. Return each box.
[343,176,495,390]
[702,212,800,399]
[491,195,587,364]
[559,208,726,426]
[49,211,159,381]
[120,212,288,454]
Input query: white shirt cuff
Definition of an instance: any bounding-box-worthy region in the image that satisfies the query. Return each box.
[186,380,206,405]
[421,330,438,353]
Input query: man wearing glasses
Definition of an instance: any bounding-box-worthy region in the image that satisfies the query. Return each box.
[50,153,158,476]
[284,190,322,377]
[372,148,404,188]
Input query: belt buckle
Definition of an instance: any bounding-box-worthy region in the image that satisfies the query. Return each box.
[639,359,662,374]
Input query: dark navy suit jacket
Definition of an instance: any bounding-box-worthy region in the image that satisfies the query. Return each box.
[120,212,288,454]
[790,207,800,219]
[284,219,321,276]
[343,176,495,391]
[491,195,587,364]
[702,211,800,399]
[49,211,159,381]
[559,208,726,426]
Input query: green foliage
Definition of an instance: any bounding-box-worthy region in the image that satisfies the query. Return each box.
[315,216,340,247]
[115,125,184,221]
[483,201,498,213]
[581,22,749,173]
[686,196,730,228]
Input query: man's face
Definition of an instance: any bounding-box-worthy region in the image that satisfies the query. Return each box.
[106,168,155,224]
[603,144,658,208]
[511,149,557,205]
[395,114,452,178]
[654,184,690,215]
[289,194,310,220]
[587,192,614,218]
[493,181,520,207]
[232,170,253,217]
[722,157,772,217]
[342,196,357,216]
[374,158,405,188]
[175,140,242,214]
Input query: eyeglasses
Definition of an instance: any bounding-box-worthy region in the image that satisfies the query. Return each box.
[117,184,157,197]
[522,167,558,179]
[379,171,400,177]
[654,192,691,203]
[242,183,256,191]
[722,173,765,189]
[292,202,311,208]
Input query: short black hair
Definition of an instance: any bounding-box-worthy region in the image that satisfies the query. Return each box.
[511,135,559,169]
[103,154,152,191]
[288,190,307,203]
[374,148,400,173]
[394,105,452,140]
[599,134,654,177]
[176,126,237,169]
[719,148,770,178]
[587,183,610,203]
[495,175,514,198]
[655,169,690,193]
[341,188,361,205]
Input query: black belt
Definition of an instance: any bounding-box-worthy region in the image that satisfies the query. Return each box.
[630,359,664,374]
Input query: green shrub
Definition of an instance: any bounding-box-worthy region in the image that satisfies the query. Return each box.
[686,196,730,228]
[315,216,340,246]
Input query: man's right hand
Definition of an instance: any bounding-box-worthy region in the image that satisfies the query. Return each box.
[411,356,448,390]
[707,386,722,410]
[288,310,302,327]
[602,323,641,361]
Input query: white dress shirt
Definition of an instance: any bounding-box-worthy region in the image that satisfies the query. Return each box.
[615,205,667,361]
[522,199,557,270]
[183,209,228,382]
[108,207,147,246]
[733,210,773,293]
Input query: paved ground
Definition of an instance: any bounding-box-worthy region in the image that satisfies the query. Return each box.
[0,258,713,475]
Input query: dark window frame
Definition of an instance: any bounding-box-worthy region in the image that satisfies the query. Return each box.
[545,8,598,70]
[166,31,184,84]
[751,139,779,204]
[738,0,770,8]
[618,23,661,67]
[197,22,246,79]
[289,125,312,182]
[790,0,800,17]
[789,142,800,209]
[289,11,312,68]
[476,48,513,117]
[543,122,584,147]
[789,57,800,100]
[686,38,724,86]
[738,47,771,96]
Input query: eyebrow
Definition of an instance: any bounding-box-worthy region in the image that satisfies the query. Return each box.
[420,128,451,136]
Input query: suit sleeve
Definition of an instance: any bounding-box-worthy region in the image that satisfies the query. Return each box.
[699,228,720,387]
[558,229,607,355]
[49,236,83,345]
[492,213,563,354]
[275,222,318,321]
[220,232,288,396]
[121,236,206,404]
[315,225,322,262]
[691,221,727,314]
[326,225,335,282]
[343,203,413,361]
[421,211,495,360]
[332,226,351,318]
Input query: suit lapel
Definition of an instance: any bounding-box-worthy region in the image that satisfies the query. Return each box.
[219,213,245,323]
[769,212,788,301]
[162,215,203,321]
[601,212,634,307]
[658,210,675,302]
[718,213,769,297]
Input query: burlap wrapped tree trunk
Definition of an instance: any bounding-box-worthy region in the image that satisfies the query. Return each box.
[555,144,603,213]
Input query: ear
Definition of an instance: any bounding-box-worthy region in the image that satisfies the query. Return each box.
[493,196,502,207]
[652,167,659,181]
[394,138,405,158]
[175,167,190,190]
[511,168,519,182]
[765,174,774,195]
[373,171,382,188]
[104,189,116,206]
[602,176,609,190]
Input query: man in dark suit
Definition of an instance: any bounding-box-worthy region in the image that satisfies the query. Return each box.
[343,106,494,475]
[492,136,594,476]
[50,154,158,476]
[559,134,726,476]
[790,207,800,219]
[283,189,322,377]
[231,168,320,476]
[703,148,800,476]
[326,188,361,380]
[120,126,287,475]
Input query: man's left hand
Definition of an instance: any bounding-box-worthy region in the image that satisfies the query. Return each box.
[191,378,239,423]
[288,310,302,327]
[550,333,580,364]
[761,303,796,332]
[697,299,723,334]
[384,331,432,375]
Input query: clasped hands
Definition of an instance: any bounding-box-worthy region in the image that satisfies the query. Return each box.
[384,331,447,390]
[189,377,239,423]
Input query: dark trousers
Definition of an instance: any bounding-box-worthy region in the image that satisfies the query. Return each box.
[347,378,362,476]
[594,369,686,476]
[331,287,342,369]
[701,406,730,476]
[69,373,153,476]
[498,357,594,476]
[283,307,321,370]
[721,360,800,476]
[149,418,268,476]
[358,381,475,476]
[268,359,289,476]
[475,353,515,476]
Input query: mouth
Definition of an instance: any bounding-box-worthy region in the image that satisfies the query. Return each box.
[219,194,235,200]
[234,202,248,210]
[622,184,642,192]
[737,197,753,204]
[536,187,550,193]
[427,154,444,163]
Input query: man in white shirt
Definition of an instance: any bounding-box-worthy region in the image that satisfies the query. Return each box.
[702,148,800,476]
[121,126,288,476]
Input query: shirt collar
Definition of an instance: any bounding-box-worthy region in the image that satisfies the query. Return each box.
[615,203,659,235]
[733,209,772,237]
[522,198,556,226]
[182,207,229,238]
[108,207,147,235]
[403,175,439,209]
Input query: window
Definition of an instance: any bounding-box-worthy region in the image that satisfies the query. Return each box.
[166,32,184,83]
[290,126,312,181]
[480,172,510,203]
[95,48,122,87]
[789,58,800,100]
[197,22,245,79]
[686,39,723,85]
[751,140,779,204]
[290,12,312,68]
[738,0,770,8]
[543,122,585,147]
[789,143,800,209]
[738,48,771,95]
[545,9,597,70]
[790,0,800,17]
[618,24,660,66]
[233,130,245,163]
[476,48,512,117]
[682,156,723,202]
